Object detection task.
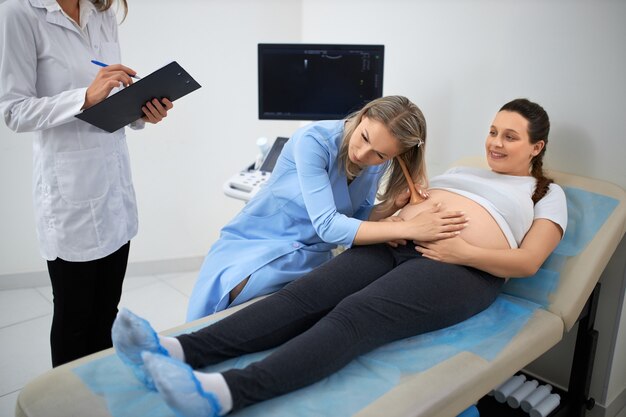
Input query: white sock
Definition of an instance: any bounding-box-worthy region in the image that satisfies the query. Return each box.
[158,336,185,362]
[193,372,233,416]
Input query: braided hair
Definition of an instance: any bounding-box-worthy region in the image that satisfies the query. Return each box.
[499,99,552,204]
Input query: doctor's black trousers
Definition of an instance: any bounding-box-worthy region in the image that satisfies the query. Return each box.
[47,241,130,367]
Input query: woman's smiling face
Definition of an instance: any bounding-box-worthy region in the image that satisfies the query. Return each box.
[485,110,545,176]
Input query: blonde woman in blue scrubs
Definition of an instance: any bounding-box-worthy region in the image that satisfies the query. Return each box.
[187,95,467,320]
[0,0,172,366]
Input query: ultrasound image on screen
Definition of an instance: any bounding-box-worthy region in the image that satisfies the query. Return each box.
[258,44,384,120]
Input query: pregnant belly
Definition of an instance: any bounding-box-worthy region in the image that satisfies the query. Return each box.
[398,189,511,249]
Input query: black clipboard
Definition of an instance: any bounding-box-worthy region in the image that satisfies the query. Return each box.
[75,61,201,133]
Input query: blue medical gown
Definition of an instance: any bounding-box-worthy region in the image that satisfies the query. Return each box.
[187,120,388,320]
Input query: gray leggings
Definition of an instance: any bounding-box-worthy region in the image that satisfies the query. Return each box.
[177,244,503,411]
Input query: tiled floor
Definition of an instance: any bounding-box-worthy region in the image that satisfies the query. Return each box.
[0,269,199,417]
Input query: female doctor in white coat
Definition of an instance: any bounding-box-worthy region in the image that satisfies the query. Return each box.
[0,0,173,366]
[187,95,468,320]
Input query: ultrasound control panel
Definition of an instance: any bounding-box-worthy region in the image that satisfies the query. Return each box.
[223,137,288,201]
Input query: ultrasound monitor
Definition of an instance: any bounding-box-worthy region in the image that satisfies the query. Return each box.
[258,43,384,120]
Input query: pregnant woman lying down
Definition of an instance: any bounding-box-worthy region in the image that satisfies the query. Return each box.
[112,98,567,417]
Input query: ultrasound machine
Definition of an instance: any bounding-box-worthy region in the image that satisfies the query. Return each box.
[223,43,385,202]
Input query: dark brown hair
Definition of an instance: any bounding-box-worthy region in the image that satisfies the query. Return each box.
[500,98,552,204]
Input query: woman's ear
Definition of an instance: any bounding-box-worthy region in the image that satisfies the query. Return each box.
[531,140,546,156]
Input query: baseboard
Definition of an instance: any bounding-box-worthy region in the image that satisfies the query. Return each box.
[125,256,204,278]
[594,387,626,417]
[0,269,49,290]
[0,256,205,290]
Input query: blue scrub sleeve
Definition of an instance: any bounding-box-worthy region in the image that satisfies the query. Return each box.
[293,135,362,247]
[353,187,377,220]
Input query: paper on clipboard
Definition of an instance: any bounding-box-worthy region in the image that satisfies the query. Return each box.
[75,61,201,133]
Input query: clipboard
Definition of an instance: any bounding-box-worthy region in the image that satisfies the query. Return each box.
[75,61,201,133]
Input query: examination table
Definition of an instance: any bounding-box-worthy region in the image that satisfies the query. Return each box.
[15,159,626,417]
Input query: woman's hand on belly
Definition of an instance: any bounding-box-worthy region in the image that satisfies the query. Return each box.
[402,203,468,242]
[400,190,510,249]
[414,235,474,265]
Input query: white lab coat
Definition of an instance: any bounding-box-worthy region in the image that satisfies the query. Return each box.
[0,0,140,261]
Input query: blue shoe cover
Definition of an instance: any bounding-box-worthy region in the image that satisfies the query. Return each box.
[142,351,221,417]
[111,308,169,390]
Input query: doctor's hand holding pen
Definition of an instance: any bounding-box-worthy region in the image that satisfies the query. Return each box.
[83,61,174,124]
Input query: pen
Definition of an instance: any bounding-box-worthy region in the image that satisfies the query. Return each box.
[91,60,141,79]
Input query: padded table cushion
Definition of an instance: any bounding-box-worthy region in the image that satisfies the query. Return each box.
[16,308,563,417]
[15,162,626,417]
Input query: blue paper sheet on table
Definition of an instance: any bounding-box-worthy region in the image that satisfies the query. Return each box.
[73,186,618,417]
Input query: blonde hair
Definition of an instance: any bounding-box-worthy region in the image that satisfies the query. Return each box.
[339,95,427,211]
[92,0,128,20]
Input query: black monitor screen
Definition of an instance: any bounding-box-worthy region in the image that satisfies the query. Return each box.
[258,43,384,120]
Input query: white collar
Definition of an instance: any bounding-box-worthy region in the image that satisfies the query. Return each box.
[28,0,61,12]
[29,0,97,29]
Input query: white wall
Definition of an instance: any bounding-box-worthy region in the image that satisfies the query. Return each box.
[302,0,626,184]
[3,0,624,275]
[0,0,302,276]
[299,0,626,412]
